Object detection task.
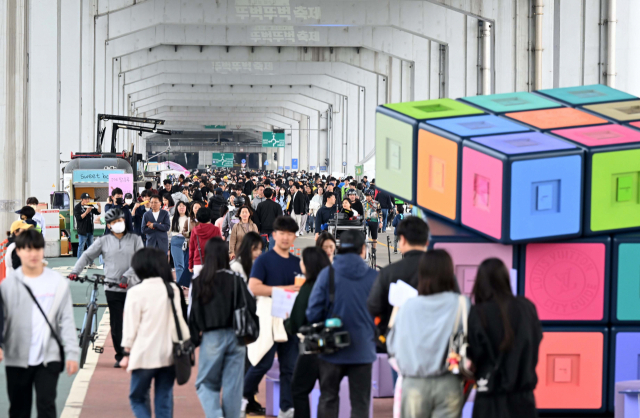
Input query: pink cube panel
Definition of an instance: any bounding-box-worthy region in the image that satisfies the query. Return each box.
[434,242,514,296]
[551,124,640,147]
[461,147,504,239]
[524,243,606,321]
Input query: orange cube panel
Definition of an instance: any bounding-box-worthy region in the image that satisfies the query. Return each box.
[535,331,604,410]
[506,108,607,130]
[417,130,459,221]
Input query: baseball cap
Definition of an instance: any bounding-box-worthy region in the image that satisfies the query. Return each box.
[10,220,33,234]
[80,193,91,199]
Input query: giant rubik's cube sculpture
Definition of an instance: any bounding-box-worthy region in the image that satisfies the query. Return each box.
[375,84,640,413]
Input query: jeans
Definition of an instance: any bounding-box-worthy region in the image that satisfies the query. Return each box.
[306,215,315,233]
[394,235,399,252]
[263,233,276,251]
[196,328,246,418]
[105,291,126,361]
[292,354,320,418]
[244,337,299,411]
[6,362,60,418]
[170,235,187,284]
[401,374,464,418]
[77,233,94,261]
[129,366,176,418]
[317,360,372,418]
[381,209,389,232]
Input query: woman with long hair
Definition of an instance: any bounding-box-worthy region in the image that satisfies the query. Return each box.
[189,238,257,418]
[285,247,331,418]
[315,231,336,262]
[230,231,263,282]
[215,205,228,231]
[276,187,289,214]
[170,201,191,287]
[228,206,259,260]
[121,248,190,418]
[387,249,468,418]
[468,258,542,418]
[163,194,175,217]
[190,201,203,226]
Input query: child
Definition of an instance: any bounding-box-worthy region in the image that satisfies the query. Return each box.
[391,205,405,254]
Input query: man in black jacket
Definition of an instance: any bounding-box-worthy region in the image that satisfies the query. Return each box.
[243,172,256,196]
[254,188,283,251]
[208,188,227,224]
[290,183,306,236]
[375,189,394,233]
[367,216,429,336]
[314,192,337,239]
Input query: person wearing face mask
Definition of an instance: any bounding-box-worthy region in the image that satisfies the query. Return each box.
[104,187,134,236]
[68,208,144,368]
[25,197,46,238]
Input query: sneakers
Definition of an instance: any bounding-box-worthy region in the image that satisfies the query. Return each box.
[278,409,294,418]
[114,361,121,368]
[245,397,266,415]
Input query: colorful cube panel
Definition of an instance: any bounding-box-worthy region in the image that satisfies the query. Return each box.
[551,124,640,235]
[535,328,607,412]
[537,84,637,106]
[460,132,583,242]
[416,127,460,222]
[460,92,561,114]
[375,101,484,204]
[426,114,530,138]
[521,237,610,323]
[610,327,640,411]
[505,107,608,131]
[611,234,640,323]
[582,100,640,123]
[427,217,518,295]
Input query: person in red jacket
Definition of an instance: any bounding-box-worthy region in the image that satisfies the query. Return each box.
[189,207,222,277]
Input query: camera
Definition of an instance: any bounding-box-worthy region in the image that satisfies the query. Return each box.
[299,317,351,355]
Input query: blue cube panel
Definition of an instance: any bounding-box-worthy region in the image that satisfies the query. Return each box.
[509,155,582,241]
[470,132,575,155]
[612,330,640,411]
[426,115,529,138]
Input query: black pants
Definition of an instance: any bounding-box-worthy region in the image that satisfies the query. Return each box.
[292,354,320,418]
[105,290,127,361]
[6,362,60,418]
[318,359,372,418]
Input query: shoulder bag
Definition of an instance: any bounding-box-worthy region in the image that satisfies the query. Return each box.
[164,282,195,385]
[445,295,474,379]
[21,283,65,373]
[232,273,259,345]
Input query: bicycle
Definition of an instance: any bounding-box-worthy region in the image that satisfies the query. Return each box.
[70,274,126,368]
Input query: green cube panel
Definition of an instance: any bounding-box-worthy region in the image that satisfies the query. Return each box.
[375,113,414,202]
[383,98,483,120]
[460,92,562,114]
[537,84,637,106]
[591,149,640,231]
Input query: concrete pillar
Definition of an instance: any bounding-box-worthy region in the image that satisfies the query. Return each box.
[0,0,28,231]
[60,0,81,156]
[28,0,60,199]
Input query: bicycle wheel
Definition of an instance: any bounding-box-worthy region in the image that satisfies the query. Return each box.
[79,304,95,369]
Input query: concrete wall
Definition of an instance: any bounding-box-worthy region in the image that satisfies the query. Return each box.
[8,0,640,205]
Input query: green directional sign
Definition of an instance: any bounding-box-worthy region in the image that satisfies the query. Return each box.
[355,165,364,176]
[262,132,285,148]
[212,152,234,168]
[205,125,226,129]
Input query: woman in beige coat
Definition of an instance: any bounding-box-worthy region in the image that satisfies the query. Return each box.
[229,205,258,259]
[120,247,190,418]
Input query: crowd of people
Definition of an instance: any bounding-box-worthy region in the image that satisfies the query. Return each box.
[0,167,543,418]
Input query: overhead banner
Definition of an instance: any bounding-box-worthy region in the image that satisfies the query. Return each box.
[262,132,285,147]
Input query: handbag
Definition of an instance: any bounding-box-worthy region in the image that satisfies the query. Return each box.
[445,295,474,380]
[21,283,65,374]
[232,273,259,345]
[164,282,195,385]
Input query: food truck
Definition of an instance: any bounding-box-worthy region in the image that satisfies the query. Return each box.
[61,158,134,253]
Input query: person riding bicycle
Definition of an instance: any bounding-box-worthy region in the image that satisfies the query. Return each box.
[221,195,246,239]
[68,208,144,368]
[363,189,382,255]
